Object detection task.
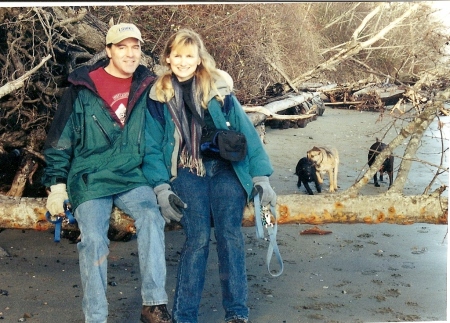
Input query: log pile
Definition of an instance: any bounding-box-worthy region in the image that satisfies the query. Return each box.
[303,78,450,117]
[304,82,406,111]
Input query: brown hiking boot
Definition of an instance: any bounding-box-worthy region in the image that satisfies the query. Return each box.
[140,304,172,323]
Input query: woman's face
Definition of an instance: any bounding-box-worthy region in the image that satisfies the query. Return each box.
[166,43,201,82]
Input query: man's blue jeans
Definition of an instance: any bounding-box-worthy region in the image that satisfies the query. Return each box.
[74,185,168,323]
[171,159,249,323]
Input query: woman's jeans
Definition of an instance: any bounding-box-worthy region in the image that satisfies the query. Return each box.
[171,159,249,323]
[74,185,168,323]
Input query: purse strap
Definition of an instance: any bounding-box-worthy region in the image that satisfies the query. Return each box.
[254,194,284,277]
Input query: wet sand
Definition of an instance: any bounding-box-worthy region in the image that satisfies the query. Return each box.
[0,223,447,323]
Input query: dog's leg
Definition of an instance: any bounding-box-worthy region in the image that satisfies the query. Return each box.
[312,172,321,193]
[333,162,339,191]
[315,183,322,193]
[373,173,380,187]
[388,155,394,188]
[314,179,322,193]
[303,180,314,195]
[297,176,302,188]
[328,169,335,192]
[316,171,323,184]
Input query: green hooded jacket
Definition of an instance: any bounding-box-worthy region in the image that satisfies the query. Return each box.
[42,59,155,210]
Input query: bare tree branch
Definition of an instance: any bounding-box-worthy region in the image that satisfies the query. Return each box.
[0,54,51,99]
[292,3,420,87]
[351,3,386,42]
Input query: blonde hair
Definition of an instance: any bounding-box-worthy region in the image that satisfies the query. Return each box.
[154,28,221,108]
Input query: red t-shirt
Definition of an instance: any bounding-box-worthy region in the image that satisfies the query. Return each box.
[89,68,132,126]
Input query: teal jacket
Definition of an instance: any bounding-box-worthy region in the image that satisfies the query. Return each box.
[42,59,155,210]
[142,76,273,201]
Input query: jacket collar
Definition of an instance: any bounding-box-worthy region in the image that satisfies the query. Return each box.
[68,58,155,109]
[149,69,232,102]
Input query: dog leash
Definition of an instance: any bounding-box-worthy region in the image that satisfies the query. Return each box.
[253,194,284,277]
[45,200,76,242]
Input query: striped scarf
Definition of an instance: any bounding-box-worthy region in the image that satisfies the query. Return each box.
[166,76,206,176]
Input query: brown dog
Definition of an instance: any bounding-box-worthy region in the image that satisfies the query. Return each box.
[307,146,339,192]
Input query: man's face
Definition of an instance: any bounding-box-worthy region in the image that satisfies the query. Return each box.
[105,38,141,78]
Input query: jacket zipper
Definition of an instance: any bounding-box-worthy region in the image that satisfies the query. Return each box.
[137,111,145,154]
[92,114,112,146]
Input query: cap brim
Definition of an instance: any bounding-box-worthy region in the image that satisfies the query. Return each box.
[107,33,144,45]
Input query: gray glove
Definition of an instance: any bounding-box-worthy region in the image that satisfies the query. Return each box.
[154,183,187,223]
[252,176,277,207]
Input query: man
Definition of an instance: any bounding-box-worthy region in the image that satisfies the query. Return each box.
[42,23,175,323]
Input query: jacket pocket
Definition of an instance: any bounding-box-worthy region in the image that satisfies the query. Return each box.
[92,114,112,147]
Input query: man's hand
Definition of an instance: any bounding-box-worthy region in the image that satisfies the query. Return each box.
[154,183,187,223]
[46,183,69,216]
[252,176,277,207]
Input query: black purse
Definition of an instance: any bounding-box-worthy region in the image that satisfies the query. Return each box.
[199,100,247,162]
[214,129,247,161]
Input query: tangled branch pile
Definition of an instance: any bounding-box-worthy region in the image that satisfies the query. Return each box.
[0,7,109,195]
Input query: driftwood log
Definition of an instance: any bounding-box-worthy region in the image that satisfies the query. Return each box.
[0,191,447,234]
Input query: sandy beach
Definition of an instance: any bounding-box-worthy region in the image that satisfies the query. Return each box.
[0,107,448,323]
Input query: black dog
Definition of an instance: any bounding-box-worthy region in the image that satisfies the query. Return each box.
[368,140,394,187]
[295,157,321,195]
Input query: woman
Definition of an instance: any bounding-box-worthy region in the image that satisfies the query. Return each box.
[143,28,276,323]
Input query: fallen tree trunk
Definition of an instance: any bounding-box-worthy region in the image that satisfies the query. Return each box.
[0,192,447,234]
[0,196,138,233]
[244,191,447,226]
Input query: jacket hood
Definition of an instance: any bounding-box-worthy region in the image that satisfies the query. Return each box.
[68,58,108,92]
[207,69,233,102]
[68,58,154,94]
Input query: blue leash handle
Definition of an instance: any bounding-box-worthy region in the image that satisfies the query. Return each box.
[254,195,284,277]
[45,199,76,242]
